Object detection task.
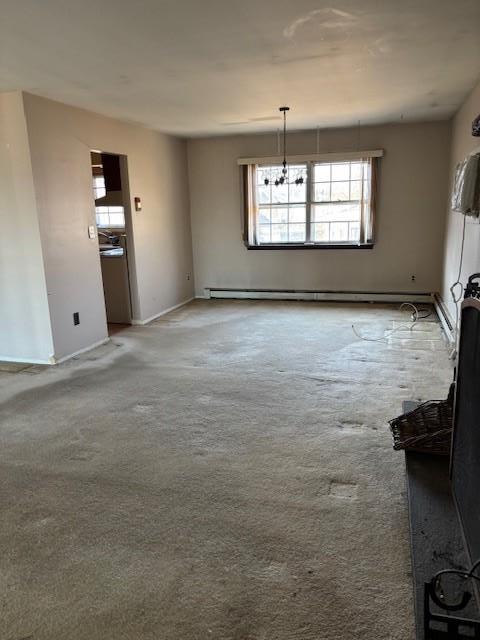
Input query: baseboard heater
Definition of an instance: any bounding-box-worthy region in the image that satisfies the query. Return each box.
[205,288,433,304]
[433,292,455,344]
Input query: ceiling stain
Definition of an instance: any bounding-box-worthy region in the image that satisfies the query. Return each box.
[221,115,282,126]
[250,115,282,122]
[366,35,393,57]
[271,52,333,66]
[2,0,480,136]
[283,8,357,39]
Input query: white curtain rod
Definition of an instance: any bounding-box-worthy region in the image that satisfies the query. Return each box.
[237,149,384,166]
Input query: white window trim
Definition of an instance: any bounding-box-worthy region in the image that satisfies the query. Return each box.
[238,149,383,166]
[243,154,379,249]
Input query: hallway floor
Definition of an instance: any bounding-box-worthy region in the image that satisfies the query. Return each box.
[0,300,452,640]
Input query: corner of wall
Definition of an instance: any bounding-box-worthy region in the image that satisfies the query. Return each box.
[0,91,54,363]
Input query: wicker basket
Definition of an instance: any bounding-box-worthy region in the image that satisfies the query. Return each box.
[389,386,454,456]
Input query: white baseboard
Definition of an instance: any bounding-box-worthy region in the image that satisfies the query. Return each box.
[4,298,196,365]
[54,337,110,364]
[131,297,195,326]
[0,338,110,366]
[0,355,53,365]
[206,288,433,304]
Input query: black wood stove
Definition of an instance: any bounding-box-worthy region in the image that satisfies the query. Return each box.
[405,274,480,639]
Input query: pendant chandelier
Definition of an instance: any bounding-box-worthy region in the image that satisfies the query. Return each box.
[264,106,304,187]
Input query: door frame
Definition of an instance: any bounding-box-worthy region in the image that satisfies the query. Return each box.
[91,150,140,324]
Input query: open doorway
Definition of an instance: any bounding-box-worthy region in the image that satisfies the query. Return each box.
[90,151,134,335]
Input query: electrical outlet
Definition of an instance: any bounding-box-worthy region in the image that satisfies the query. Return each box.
[186,273,191,281]
[411,275,416,282]
[73,312,80,326]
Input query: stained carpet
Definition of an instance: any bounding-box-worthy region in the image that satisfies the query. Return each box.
[0,301,452,639]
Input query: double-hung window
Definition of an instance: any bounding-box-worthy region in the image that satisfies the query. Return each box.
[242,153,380,248]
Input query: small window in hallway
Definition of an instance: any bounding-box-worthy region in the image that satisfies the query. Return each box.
[91,152,125,229]
[95,205,125,228]
[92,174,106,200]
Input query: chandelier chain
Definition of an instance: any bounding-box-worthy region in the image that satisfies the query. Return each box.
[264,107,304,187]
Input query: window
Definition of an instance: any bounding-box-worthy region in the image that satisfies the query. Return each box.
[93,174,106,200]
[243,155,378,248]
[95,206,125,229]
[256,164,308,243]
[312,161,368,244]
[91,174,125,229]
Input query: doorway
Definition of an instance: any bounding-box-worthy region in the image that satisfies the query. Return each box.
[90,151,135,335]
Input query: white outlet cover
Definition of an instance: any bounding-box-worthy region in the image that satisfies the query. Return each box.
[88,225,96,239]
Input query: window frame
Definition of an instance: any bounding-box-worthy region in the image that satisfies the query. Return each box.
[256,162,309,245]
[91,170,126,230]
[95,205,126,229]
[243,155,378,250]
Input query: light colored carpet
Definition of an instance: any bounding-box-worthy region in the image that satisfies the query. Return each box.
[0,301,452,640]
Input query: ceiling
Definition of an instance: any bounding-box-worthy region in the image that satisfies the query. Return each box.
[1,0,479,137]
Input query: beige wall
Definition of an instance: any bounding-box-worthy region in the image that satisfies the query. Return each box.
[0,92,54,363]
[1,90,463,363]
[440,78,480,324]
[23,93,194,360]
[188,121,451,297]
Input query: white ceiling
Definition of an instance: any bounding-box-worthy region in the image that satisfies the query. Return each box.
[1,0,479,137]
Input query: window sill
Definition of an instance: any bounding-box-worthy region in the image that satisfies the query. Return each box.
[246,243,374,251]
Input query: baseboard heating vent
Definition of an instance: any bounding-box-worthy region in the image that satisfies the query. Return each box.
[433,293,455,344]
[205,288,433,304]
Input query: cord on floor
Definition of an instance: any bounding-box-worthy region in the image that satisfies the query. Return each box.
[352,302,421,343]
